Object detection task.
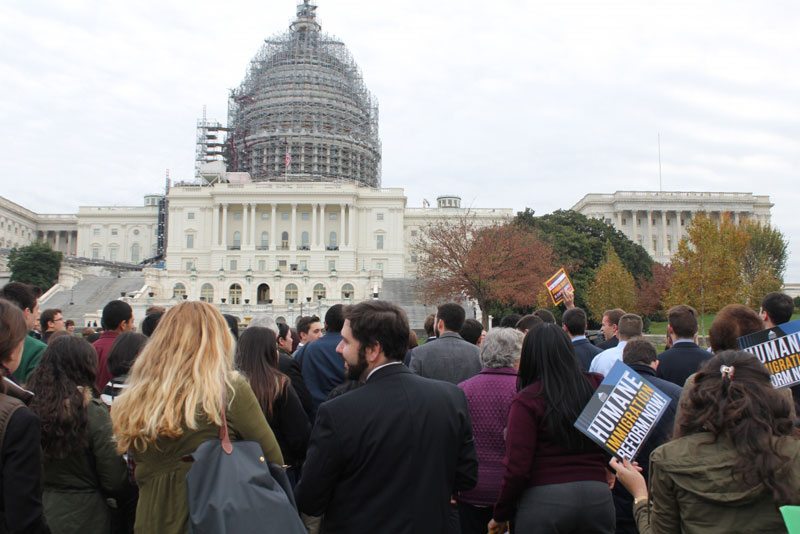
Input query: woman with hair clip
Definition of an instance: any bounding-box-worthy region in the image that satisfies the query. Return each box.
[111,301,283,533]
[489,323,614,534]
[612,350,800,533]
[27,335,127,534]
[0,299,50,533]
[236,326,310,484]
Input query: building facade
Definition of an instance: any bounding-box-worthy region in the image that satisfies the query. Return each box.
[571,191,773,263]
[0,195,77,256]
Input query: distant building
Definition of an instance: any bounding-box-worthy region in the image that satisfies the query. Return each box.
[571,191,772,263]
[0,195,76,255]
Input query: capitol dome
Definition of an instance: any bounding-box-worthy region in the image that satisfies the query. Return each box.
[226,1,381,187]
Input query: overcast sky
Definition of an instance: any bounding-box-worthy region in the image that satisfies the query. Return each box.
[2,0,799,279]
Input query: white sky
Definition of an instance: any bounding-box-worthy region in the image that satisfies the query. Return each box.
[2,1,799,279]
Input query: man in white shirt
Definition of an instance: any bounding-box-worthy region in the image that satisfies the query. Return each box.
[589,313,643,376]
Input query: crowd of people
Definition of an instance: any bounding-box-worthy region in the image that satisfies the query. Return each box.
[0,278,798,533]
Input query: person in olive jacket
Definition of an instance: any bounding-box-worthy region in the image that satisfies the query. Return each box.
[28,336,127,534]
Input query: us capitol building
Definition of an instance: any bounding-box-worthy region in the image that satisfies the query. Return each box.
[0,2,774,323]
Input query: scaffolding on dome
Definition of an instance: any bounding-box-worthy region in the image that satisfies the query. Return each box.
[225,1,381,187]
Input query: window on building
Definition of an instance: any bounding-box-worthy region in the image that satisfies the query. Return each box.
[260,231,269,248]
[92,248,99,259]
[329,232,337,248]
[621,218,627,225]
[111,228,118,236]
[301,231,309,248]
[377,213,384,221]
[376,263,383,270]
[261,213,270,220]
[173,283,186,299]
[133,229,140,235]
[200,284,214,303]
[278,260,287,272]
[299,260,307,271]
[185,261,193,270]
[93,228,100,236]
[131,243,140,263]
[313,283,326,300]
[652,238,658,251]
[376,235,384,249]
[341,283,354,300]
[230,259,238,271]
[329,259,336,271]
[186,234,194,249]
[330,213,337,221]
[229,283,242,305]
[666,218,671,226]
[281,231,289,249]
[285,283,298,303]
[258,260,266,271]
[281,212,289,220]
[411,253,417,263]
[233,212,242,220]
[109,248,118,261]
[301,212,310,220]
[187,212,195,220]
[232,231,241,248]
[667,239,673,252]
[257,283,270,304]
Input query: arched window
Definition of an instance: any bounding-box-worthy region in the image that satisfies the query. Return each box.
[285,283,298,303]
[261,231,269,248]
[329,231,337,248]
[131,243,140,263]
[173,283,186,299]
[257,283,271,304]
[200,283,214,303]
[229,283,242,305]
[281,231,289,250]
[313,283,326,300]
[341,283,354,300]
[301,231,309,248]
[233,231,241,249]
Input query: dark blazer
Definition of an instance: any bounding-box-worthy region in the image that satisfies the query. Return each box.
[572,338,602,372]
[278,350,313,417]
[596,335,618,350]
[295,364,478,534]
[657,341,712,387]
[295,333,345,422]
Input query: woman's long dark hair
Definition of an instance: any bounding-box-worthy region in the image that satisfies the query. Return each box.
[517,323,596,452]
[28,336,98,460]
[675,350,798,505]
[235,327,290,419]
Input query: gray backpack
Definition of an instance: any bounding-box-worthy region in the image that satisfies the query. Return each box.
[185,404,306,534]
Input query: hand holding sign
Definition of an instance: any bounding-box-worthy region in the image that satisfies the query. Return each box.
[544,268,574,307]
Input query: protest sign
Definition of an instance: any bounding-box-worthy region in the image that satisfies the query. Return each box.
[544,268,573,306]
[574,360,671,461]
[738,318,800,389]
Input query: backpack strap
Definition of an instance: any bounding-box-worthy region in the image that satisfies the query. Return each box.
[220,387,233,455]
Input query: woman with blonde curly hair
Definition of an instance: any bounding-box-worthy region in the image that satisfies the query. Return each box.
[111,301,282,533]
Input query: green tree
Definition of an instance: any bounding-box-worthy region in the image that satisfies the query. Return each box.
[665,213,748,335]
[8,241,63,290]
[740,220,787,308]
[515,209,652,318]
[585,243,637,322]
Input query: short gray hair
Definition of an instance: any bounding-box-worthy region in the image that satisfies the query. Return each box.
[248,314,278,333]
[480,328,524,369]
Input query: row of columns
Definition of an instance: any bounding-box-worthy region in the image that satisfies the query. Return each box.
[211,202,355,250]
[38,230,78,255]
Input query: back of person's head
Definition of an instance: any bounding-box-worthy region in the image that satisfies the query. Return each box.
[667,305,699,339]
[65,319,74,329]
[459,318,483,345]
[603,308,625,327]
[0,282,37,313]
[676,350,796,505]
[515,314,543,333]
[81,327,96,337]
[480,327,523,369]
[408,329,419,350]
[617,314,643,341]
[140,312,164,337]
[499,314,522,329]
[0,299,27,377]
[46,330,71,345]
[235,326,287,418]
[324,304,345,333]
[517,323,594,452]
[107,332,148,377]
[709,304,763,353]
[344,301,409,361]
[145,305,166,316]
[277,322,292,344]
[248,314,278,333]
[297,315,321,336]
[562,308,588,336]
[101,300,133,331]
[28,336,98,460]
[423,313,436,337]
[761,292,794,326]
[110,301,235,454]
[622,338,657,366]
[40,308,61,332]
[223,314,240,341]
[533,309,556,324]
[437,302,466,332]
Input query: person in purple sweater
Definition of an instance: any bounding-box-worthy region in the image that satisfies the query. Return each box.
[457,327,524,534]
[489,323,614,534]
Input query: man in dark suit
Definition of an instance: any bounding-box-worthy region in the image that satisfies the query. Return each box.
[409,303,481,384]
[597,308,625,349]
[657,304,712,387]
[562,307,601,372]
[295,301,478,533]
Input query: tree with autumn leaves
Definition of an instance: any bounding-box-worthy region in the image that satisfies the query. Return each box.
[584,243,638,321]
[414,215,556,328]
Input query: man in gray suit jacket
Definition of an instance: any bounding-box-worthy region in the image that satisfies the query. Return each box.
[409,303,481,384]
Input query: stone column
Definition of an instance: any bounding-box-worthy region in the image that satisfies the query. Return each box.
[242,203,249,246]
[250,203,257,246]
[271,204,277,251]
[631,210,638,246]
[212,204,220,246]
[319,204,326,247]
[349,203,356,248]
[221,204,228,248]
[646,210,654,255]
[311,203,318,248]
[340,203,346,248]
[290,203,297,250]
[54,231,60,251]
[661,212,668,256]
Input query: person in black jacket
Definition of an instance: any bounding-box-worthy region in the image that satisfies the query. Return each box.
[0,298,50,534]
[657,305,712,387]
[235,326,310,479]
[296,300,478,533]
[562,307,601,372]
[276,322,313,417]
